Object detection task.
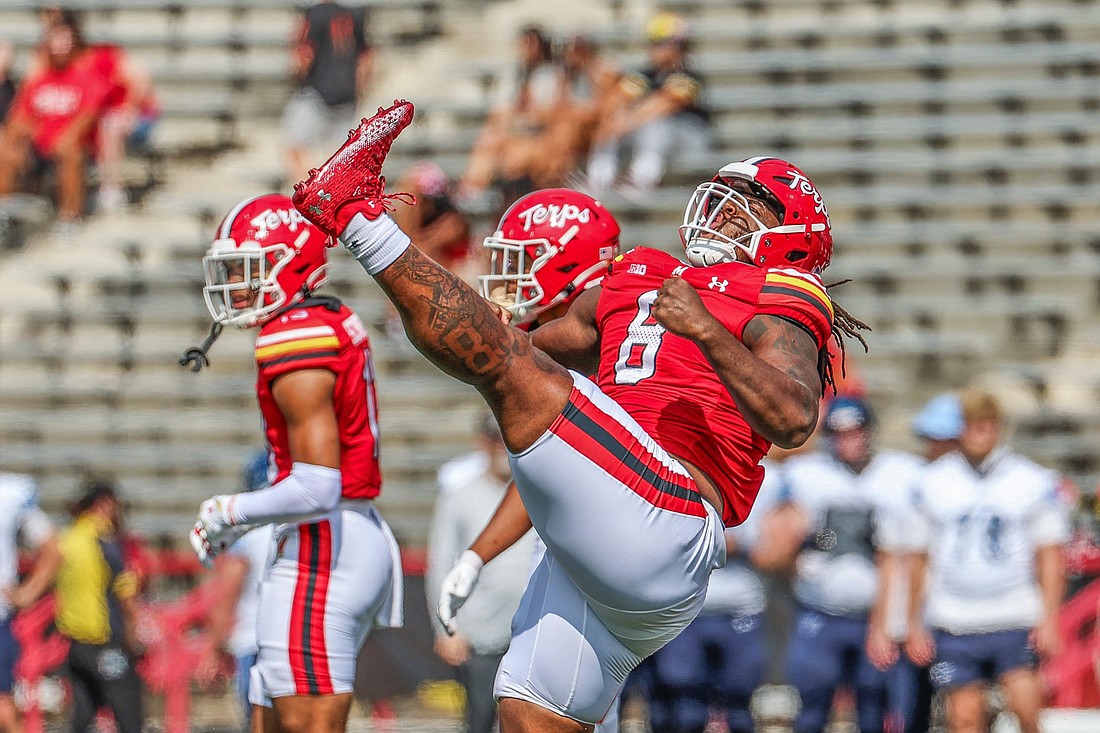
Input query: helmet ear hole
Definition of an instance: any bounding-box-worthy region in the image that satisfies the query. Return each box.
[786,250,808,263]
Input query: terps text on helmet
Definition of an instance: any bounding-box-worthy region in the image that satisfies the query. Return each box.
[249,208,309,241]
[517,203,592,232]
[785,169,830,221]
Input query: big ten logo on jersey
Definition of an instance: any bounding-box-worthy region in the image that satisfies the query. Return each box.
[627,263,647,276]
[516,202,591,232]
[786,169,830,222]
[342,313,369,346]
[250,207,309,242]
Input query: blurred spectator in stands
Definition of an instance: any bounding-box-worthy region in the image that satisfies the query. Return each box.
[0,472,61,732]
[196,450,275,729]
[0,18,107,229]
[0,41,15,124]
[459,25,559,207]
[868,393,962,733]
[87,41,158,212]
[55,479,144,733]
[640,464,781,733]
[391,162,473,275]
[427,414,537,733]
[540,34,621,188]
[760,397,922,733]
[903,388,1068,733]
[283,0,373,183]
[586,12,710,196]
[33,9,159,212]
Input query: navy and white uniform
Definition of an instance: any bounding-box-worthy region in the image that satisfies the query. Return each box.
[905,448,1069,690]
[782,450,922,733]
[641,463,780,733]
[0,473,54,693]
[225,525,275,718]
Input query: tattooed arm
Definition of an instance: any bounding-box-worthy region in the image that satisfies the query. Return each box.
[374,246,572,452]
[652,277,820,448]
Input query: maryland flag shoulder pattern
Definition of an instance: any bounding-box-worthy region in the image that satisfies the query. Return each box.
[255,324,341,374]
[758,268,834,347]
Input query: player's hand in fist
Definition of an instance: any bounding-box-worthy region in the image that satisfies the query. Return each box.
[652,276,719,342]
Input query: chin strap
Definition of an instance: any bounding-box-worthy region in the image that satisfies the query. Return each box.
[179,322,224,373]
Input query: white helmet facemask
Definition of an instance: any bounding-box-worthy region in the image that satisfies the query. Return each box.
[478,233,553,323]
[202,239,294,328]
[678,181,776,267]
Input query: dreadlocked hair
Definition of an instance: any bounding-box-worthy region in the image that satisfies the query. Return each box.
[818,278,871,395]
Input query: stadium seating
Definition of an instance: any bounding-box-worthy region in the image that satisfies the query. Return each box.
[0,0,1098,544]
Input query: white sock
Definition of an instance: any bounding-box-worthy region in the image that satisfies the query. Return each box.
[339,213,411,275]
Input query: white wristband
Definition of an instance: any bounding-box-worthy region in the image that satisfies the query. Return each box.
[339,213,411,274]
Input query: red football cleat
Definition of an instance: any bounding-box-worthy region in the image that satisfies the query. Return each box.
[292,99,416,238]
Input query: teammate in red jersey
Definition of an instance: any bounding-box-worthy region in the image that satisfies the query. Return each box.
[186,193,402,733]
[292,100,865,733]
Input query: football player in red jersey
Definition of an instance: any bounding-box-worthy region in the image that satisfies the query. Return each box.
[292,100,865,733]
[186,193,402,733]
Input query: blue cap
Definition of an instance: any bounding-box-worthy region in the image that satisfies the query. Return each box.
[822,396,874,433]
[911,394,963,441]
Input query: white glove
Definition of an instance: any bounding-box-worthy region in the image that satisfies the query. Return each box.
[437,550,484,636]
[190,495,250,568]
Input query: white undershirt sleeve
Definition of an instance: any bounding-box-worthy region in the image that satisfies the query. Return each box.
[230,462,342,525]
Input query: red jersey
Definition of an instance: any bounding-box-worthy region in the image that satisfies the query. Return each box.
[595,247,833,526]
[255,297,382,500]
[86,44,160,116]
[10,54,109,155]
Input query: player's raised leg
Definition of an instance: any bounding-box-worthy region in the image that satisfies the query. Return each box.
[292,101,573,452]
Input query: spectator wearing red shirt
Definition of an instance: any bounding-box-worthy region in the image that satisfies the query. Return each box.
[86,43,158,211]
[0,21,107,226]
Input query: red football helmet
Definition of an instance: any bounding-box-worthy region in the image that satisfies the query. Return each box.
[679,156,833,273]
[480,189,621,323]
[203,193,329,328]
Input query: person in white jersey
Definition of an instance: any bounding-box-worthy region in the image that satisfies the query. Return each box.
[0,472,61,733]
[903,388,1068,733]
[427,413,537,733]
[638,459,783,733]
[762,397,923,733]
[197,451,277,728]
[868,392,963,733]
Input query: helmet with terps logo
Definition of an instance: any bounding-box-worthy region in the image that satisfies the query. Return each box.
[203,193,329,328]
[480,188,620,323]
[680,156,833,273]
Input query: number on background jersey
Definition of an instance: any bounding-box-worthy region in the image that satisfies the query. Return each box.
[951,511,1006,563]
[614,290,665,385]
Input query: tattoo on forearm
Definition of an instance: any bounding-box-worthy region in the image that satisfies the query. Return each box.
[378,248,560,383]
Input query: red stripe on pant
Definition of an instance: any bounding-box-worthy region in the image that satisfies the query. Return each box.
[570,388,698,493]
[550,388,706,517]
[288,521,335,695]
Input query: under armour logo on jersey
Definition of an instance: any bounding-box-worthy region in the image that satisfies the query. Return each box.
[708,277,728,292]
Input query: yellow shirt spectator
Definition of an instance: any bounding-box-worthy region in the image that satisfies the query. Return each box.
[55,513,137,645]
